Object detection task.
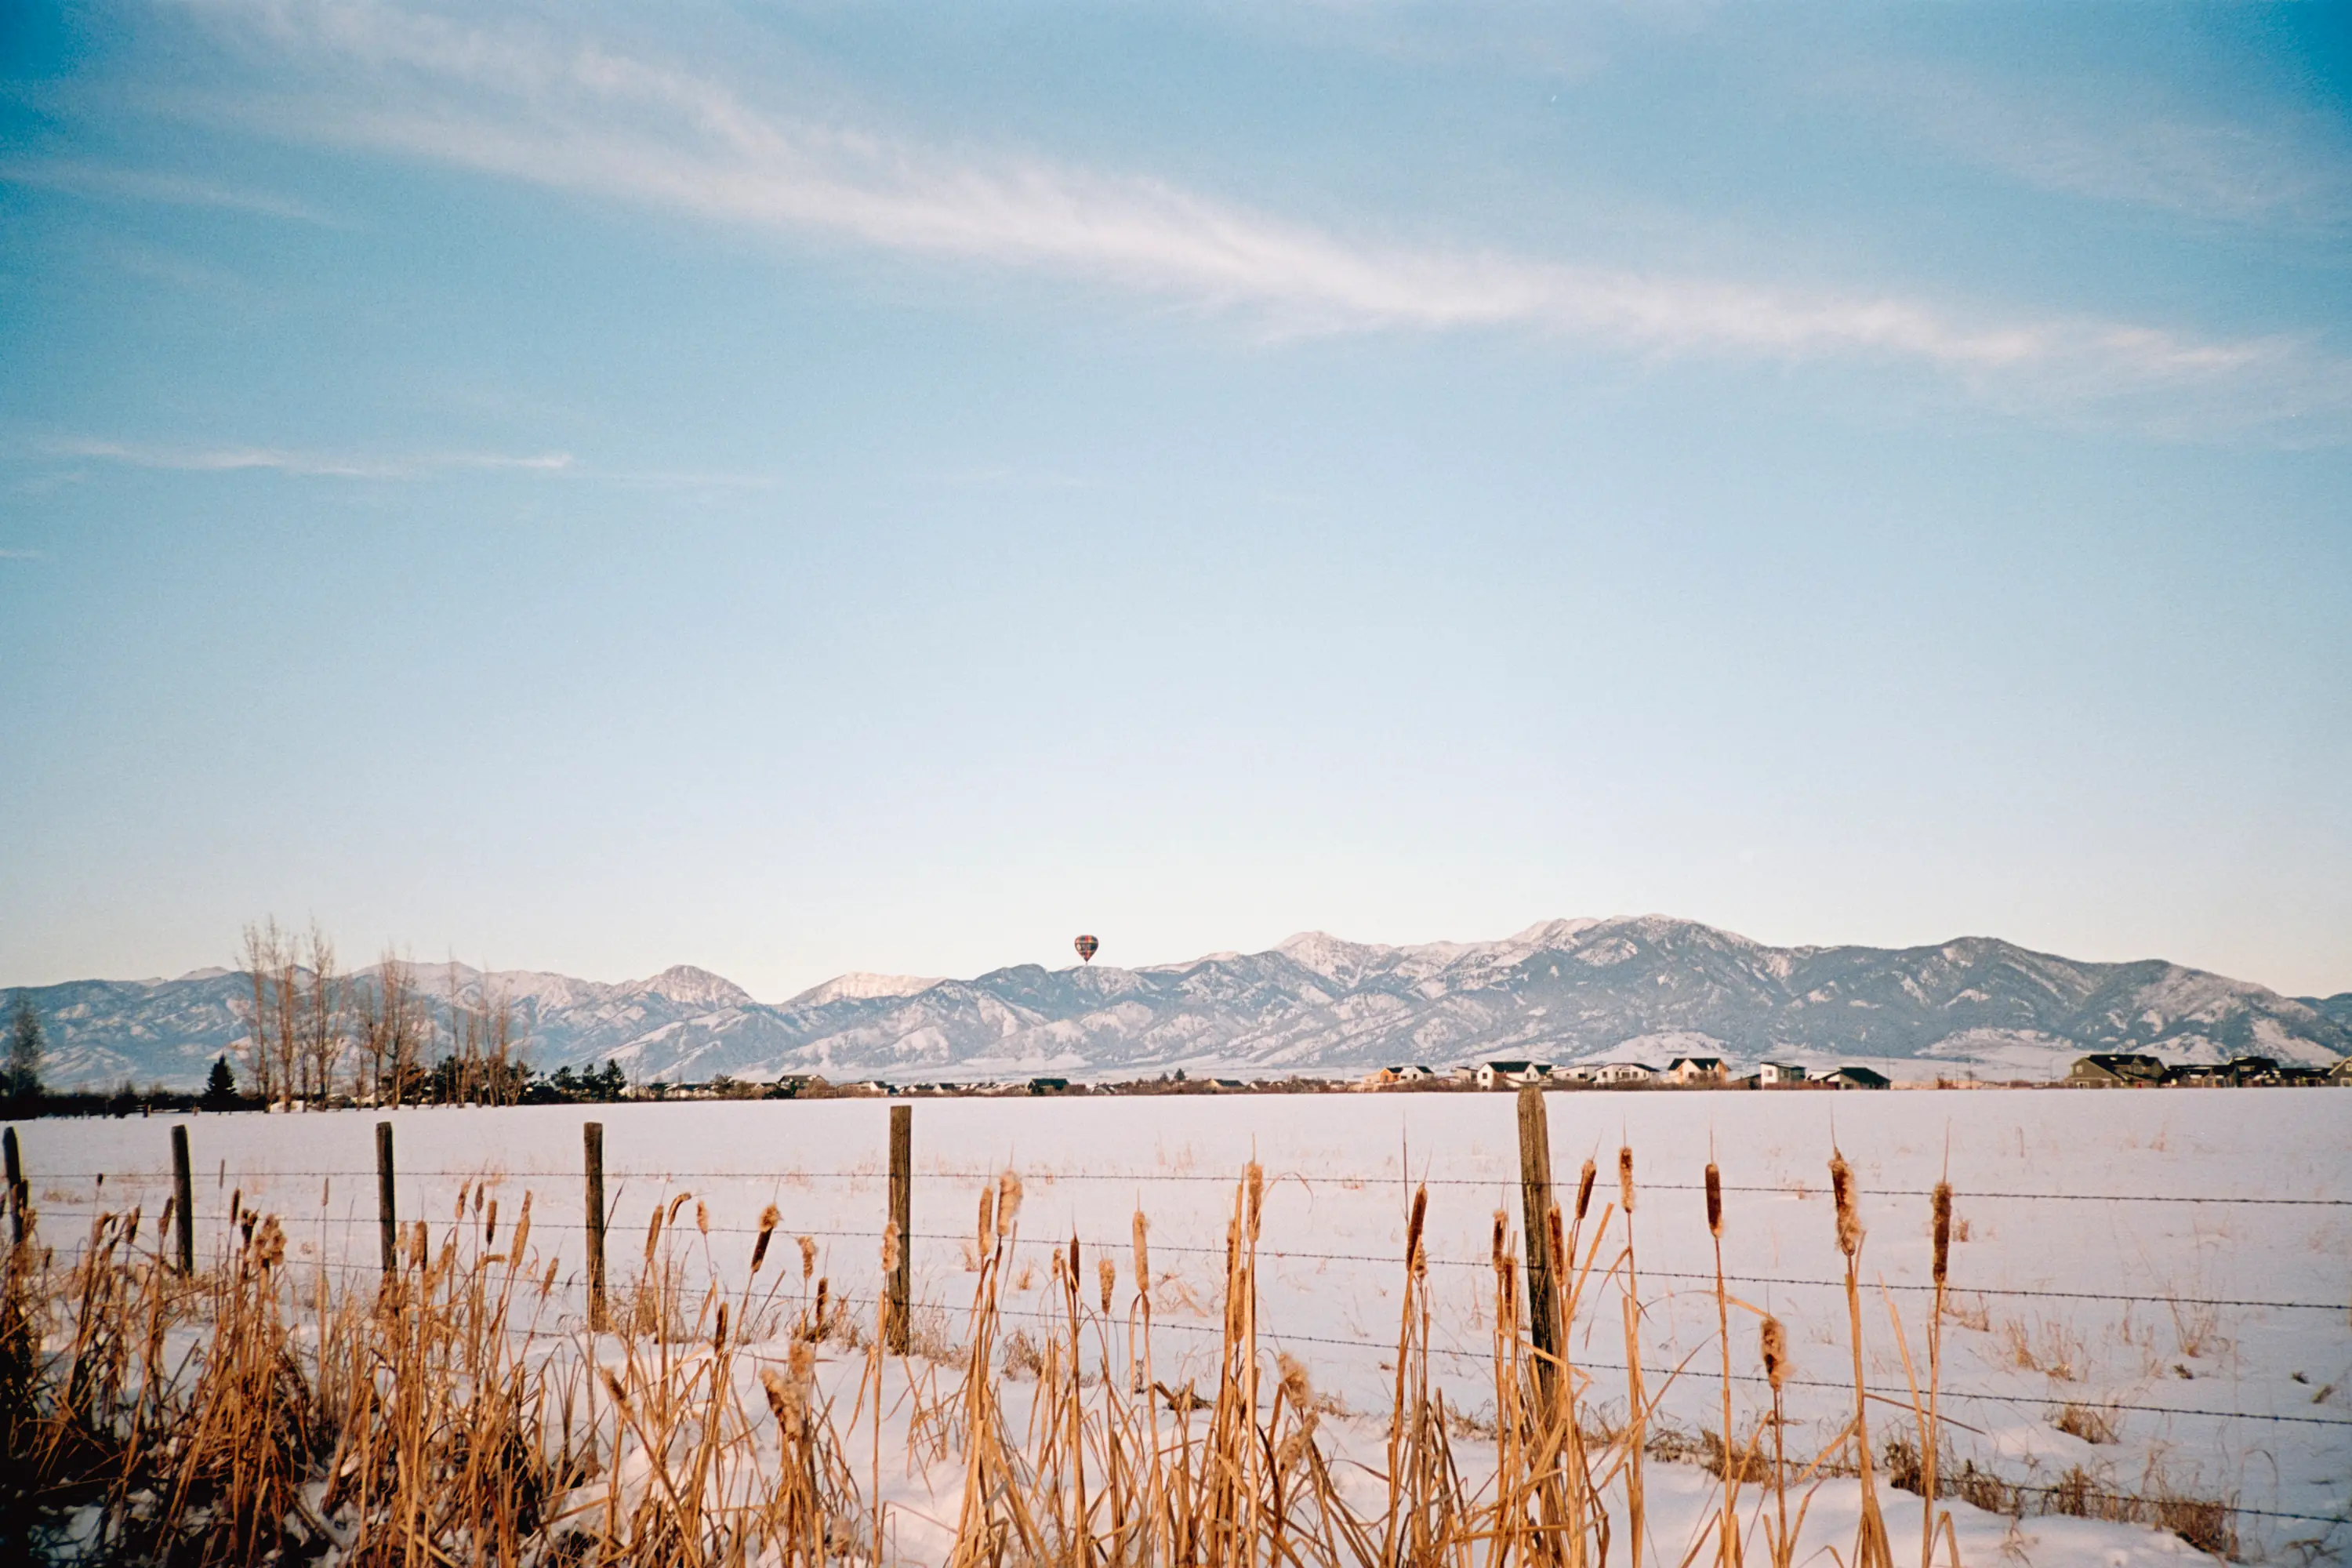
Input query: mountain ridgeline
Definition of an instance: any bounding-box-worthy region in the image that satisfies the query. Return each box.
[7,916,2347,1091]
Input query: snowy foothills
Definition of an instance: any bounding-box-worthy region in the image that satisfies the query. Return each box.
[13,914,2349,1092]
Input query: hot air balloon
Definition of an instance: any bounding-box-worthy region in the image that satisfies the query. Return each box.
[1073,935,1100,964]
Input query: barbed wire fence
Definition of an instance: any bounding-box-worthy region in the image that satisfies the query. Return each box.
[3,1102,2347,1539]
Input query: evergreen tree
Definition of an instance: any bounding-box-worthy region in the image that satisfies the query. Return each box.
[201,1056,240,1111]
[5,994,42,1102]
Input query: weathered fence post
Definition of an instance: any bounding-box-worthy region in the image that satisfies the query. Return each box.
[171,1124,195,1275]
[584,1121,608,1331]
[887,1103,913,1354]
[2,1126,22,1245]
[376,1121,397,1282]
[1516,1085,1562,1403]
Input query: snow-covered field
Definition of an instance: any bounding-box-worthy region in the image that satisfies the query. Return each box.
[11,1088,2348,1565]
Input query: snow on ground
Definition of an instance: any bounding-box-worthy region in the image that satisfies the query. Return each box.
[11,1088,2348,1564]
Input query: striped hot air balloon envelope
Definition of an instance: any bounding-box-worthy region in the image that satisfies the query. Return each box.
[1073,935,1099,964]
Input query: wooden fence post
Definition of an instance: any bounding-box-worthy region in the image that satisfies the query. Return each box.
[887,1104,913,1354]
[584,1121,608,1332]
[171,1124,195,1275]
[1516,1085,1562,1403]
[2,1126,21,1246]
[376,1121,397,1282]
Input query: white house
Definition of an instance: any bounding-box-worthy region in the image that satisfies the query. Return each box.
[1664,1056,1726,1085]
[1589,1062,1657,1086]
[1474,1061,1551,1090]
[1754,1062,1805,1087]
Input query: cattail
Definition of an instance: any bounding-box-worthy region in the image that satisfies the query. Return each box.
[797,1236,816,1282]
[1830,1152,1862,1258]
[714,1301,729,1352]
[456,1182,471,1221]
[1577,1159,1595,1221]
[1067,1232,1080,1288]
[159,1197,175,1240]
[882,1217,901,1275]
[603,1367,631,1413]
[485,1198,499,1247]
[320,1177,330,1209]
[695,1200,709,1238]
[510,1192,532,1263]
[1759,1315,1787,1390]
[254,1214,285,1269]
[123,1207,140,1247]
[1492,1209,1508,1271]
[761,1363,805,1436]
[976,1185,997,1256]
[229,1187,241,1223]
[1704,1163,1722,1237]
[1245,1160,1265,1242]
[751,1204,779,1274]
[1931,1181,1954,1287]
[408,1221,428,1271]
[1617,1146,1635,1213]
[1051,1247,1068,1288]
[996,1170,1023,1235]
[644,1205,664,1265]
[667,1192,693,1225]
[1405,1184,1428,1269]
[1546,1204,1566,1278]
[815,1276,829,1327]
[540,1256,559,1294]
[1278,1350,1312,1410]
[473,1183,485,1215]
[1098,1256,1116,1313]
[1131,1210,1150,1295]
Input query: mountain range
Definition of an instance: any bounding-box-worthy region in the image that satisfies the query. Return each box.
[7,916,2347,1091]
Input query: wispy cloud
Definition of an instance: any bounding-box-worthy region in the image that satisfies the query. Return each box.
[0,157,342,227]
[180,3,2352,438]
[49,437,572,480]
[1835,62,2352,231]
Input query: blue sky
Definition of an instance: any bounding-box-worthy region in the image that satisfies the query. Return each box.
[2,2,2347,999]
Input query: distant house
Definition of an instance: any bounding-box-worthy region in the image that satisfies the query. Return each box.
[1815,1065,1891,1091]
[1550,1064,1595,1084]
[1589,1062,1657,1087]
[2332,1057,2352,1086]
[1359,1065,1438,1089]
[1664,1056,1726,1085]
[1026,1077,1070,1095]
[1475,1062,1551,1090]
[1753,1062,1805,1087]
[2067,1053,2166,1087]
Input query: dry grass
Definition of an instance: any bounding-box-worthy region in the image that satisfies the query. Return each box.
[0,1144,2249,1566]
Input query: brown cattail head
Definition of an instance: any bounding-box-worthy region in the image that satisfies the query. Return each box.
[408,1221,428,1271]
[797,1235,816,1282]
[123,1207,140,1247]
[1704,1163,1722,1238]
[1491,1209,1508,1272]
[977,1185,996,1255]
[1098,1256,1116,1313]
[485,1198,499,1247]
[1760,1315,1787,1390]
[1405,1184,1428,1268]
[667,1192,693,1225]
[996,1170,1023,1235]
[814,1276,829,1327]
[644,1206,664,1265]
[882,1217,902,1275]
[751,1204,778,1274]
[1546,1204,1566,1278]
[1932,1181,1952,1287]
[1278,1350,1312,1410]
[456,1182,471,1221]
[1131,1210,1150,1295]
[159,1196,175,1238]
[603,1367,631,1413]
[1246,1161,1265,1242]
[254,1214,285,1270]
[1067,1232,1080,1288]
[714,1301,729,1352]
[474,1184,485,1215]
[1830,1152,1862,1258]
[541,1255,559,1294]
[695,1200,710,1238]
[511,1192,532,1261]
[1617,1147,1635,1214]
[1576,1159,1596,1222]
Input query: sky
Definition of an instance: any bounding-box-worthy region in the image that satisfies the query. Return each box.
[1,2,2348,1001]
